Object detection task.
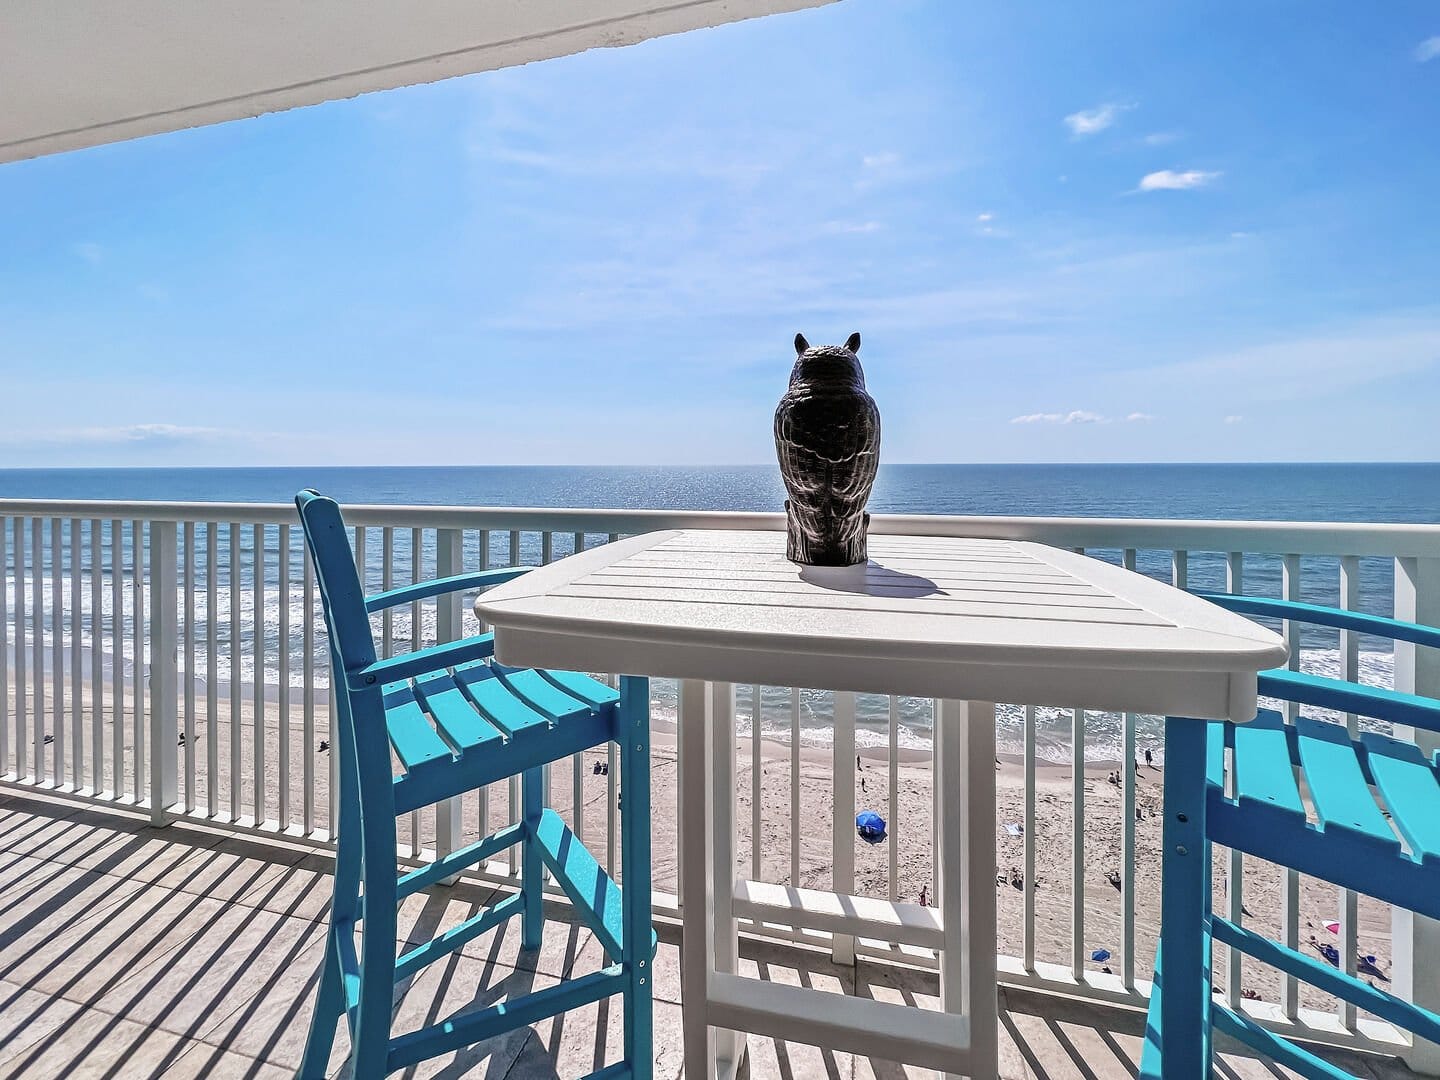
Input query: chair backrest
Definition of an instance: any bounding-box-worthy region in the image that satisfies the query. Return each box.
[295,490,377,677]
[295,491,400,824]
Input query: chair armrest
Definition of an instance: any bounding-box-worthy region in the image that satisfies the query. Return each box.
[364,567,530,613]
[1194,592,1440,650]
[1259,668,1440,735]
[346,633,496,689]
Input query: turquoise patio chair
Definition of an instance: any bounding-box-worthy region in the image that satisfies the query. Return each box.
[1142,593,1440,1079]
[294,491,653,1080]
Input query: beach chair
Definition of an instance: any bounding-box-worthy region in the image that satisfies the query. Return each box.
[1142,593,1440,1078]
[294,491,653,1080]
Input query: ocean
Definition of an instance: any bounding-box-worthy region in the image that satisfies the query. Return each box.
[2,463,1435,762]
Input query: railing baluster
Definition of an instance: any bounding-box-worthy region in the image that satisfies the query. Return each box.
[833,690,856,964]
[434,527,464,872]
[1225,551,1245,1008]
[278,523,291,831]
[1337,554,1361,1029]
[229,523,242,821]
[790,687,801,889]
[31,518,43,784]
[207,524,218,818]
[381,527,394,657]
[303,541,315,835]
[110,519,122,797]
[90,520,102,793]
[0,518,8,778]
[750,685,762,884]
[131,519,144,802]
[149,520,178,824]
[1071,707,1085,980]
[69,519,82,790]
[888,695,899,902]
[1023,703,1037,971]
[14,520,26,782]
[410,527,422,858]
[1121,550,1138,989]
[1279,553,1302,1019]
[252,523,265,824]
[183,521,196,811]
[51,519,64,788]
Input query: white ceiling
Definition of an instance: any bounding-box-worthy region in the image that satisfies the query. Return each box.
[0,0,834,164]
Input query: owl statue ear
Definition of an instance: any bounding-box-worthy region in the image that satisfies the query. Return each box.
[845,332,861,353]
[794,333,810,355]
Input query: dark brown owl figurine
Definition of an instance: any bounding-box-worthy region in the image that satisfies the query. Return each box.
[774,332,881,566]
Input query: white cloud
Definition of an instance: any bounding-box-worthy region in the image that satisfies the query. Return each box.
[976,212,994,223]
[1230,231,1251,239]
[862,152,900,169]
[1125,412,1154,422]
[1224,415,1244,425]
[1137,169,1221,192]
[1143,131,1181,146]
[1416,36,1440,62]
[73,242,103,265]
[1011,410,1108,425]
[1064,103,1128,137]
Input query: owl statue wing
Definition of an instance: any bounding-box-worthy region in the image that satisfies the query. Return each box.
[775,392,881,510]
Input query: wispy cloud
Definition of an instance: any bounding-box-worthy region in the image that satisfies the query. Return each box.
[1224,415,1244,425]
[1064,103,1129,137]
[2,423,226,447]
[73,242,103,265]
[1416,36,1440,62]
[1011,410,1107,425]
[1011,409,1153,425]
[1142,131,1181,146]
[823,220,882,235]
[976,212,994,223]
[1137,169,1221,192]
[862,152,900,169]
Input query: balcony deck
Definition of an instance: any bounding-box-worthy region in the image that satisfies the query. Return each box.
[0,790,1414,1080]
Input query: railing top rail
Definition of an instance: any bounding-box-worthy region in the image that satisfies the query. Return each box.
[0,498,1437,558]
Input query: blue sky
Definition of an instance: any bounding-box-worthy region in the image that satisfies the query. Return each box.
[2,0,1439,466]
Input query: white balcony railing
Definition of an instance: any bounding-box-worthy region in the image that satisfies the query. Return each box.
[2,498,1439,1064]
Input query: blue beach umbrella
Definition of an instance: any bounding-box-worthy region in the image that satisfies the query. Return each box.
[855,811,887,844]
[1090,948,1111,963]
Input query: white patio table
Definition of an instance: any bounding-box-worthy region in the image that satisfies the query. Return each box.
[475,528,1286,1080]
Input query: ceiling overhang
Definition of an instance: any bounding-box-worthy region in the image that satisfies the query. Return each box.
[1,1,834,164]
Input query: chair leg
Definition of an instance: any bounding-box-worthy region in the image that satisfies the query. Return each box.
[620,676,654,1080]
[1158,716,1214,1079]
[298,936,345,1080]
[522,766,545,951]
[349,839,399,1080]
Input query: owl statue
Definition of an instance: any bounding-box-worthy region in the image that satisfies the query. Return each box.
[774,331,881,566]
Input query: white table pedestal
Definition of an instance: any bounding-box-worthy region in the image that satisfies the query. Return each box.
[678,679,998,1080]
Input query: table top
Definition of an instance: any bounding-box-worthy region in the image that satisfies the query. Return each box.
[475,529,1287,720]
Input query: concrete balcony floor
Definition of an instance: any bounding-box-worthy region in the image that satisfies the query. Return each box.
[0,790,1416,1080]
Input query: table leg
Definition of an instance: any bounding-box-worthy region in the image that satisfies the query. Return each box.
[680,679,747,1080]
[937,699,998,1080]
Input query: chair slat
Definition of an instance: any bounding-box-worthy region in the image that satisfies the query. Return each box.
[534,808,626,960]
[412,670,506,753]
[381,682,453,774]
[1296,718,1399,852]
[1233,710,1303,817]
[1362,732,1440,866]
[539,668,620,711]
[452,661,550,739]
[492,663,593,722]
